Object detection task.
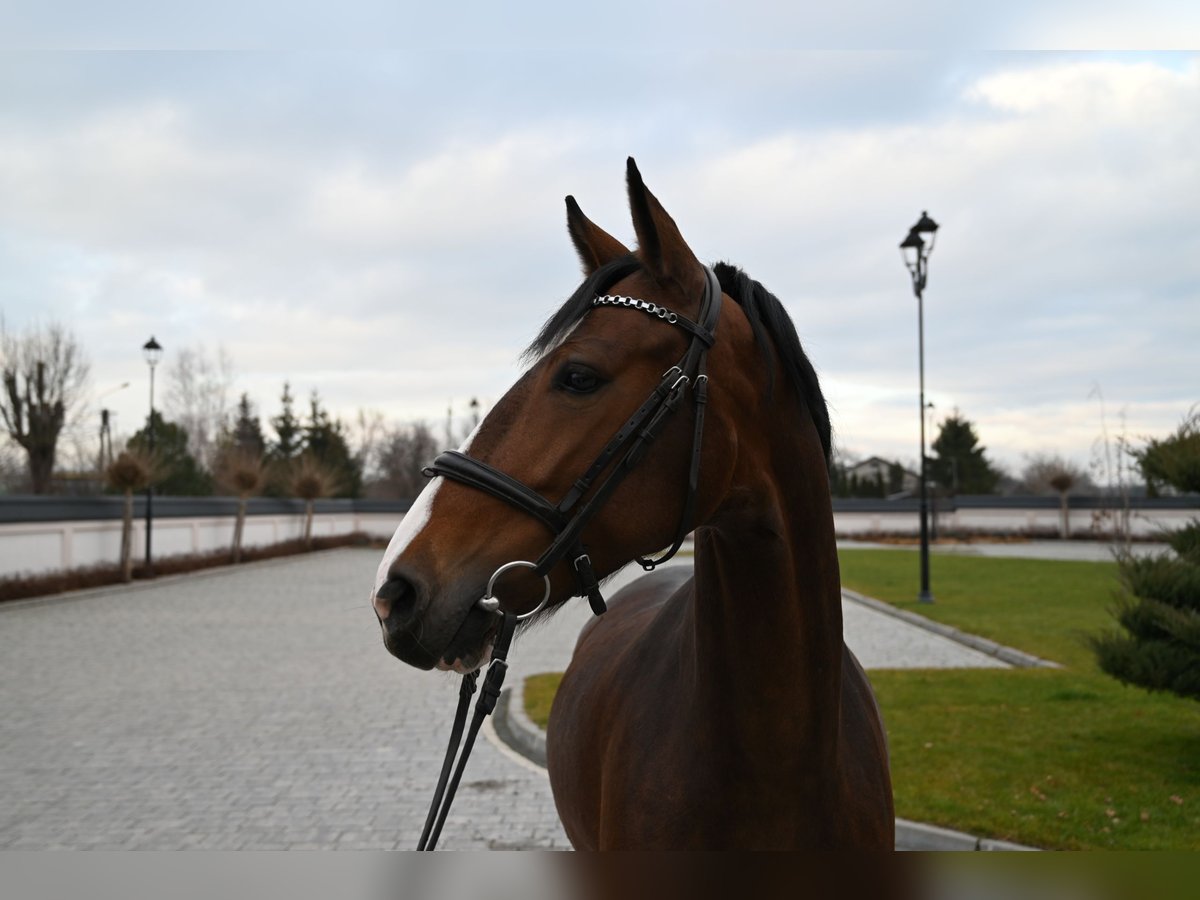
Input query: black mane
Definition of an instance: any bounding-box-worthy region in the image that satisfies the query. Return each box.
[713,261,832,464]
[526,256,832,464]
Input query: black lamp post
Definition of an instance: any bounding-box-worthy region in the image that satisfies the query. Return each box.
[900,212,939,604]
[925,400,941,542]
[142,336,163,576]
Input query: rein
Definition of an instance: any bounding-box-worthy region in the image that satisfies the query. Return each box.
[415,265,722,850]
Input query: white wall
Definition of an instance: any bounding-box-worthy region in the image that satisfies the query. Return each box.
[832,504,1192,538]
[0,511,402,580]
[3,503,1194,583]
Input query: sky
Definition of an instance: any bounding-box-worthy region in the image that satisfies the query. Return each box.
[1,5,1198,479]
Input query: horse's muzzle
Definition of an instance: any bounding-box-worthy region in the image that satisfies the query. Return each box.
[375,572,439,670]
[375,572,498,672]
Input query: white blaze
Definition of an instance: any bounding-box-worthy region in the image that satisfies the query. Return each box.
[374,477,442,596]
[372,421,483,596]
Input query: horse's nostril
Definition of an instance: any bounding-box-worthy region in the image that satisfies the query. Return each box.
[374,574,420,626]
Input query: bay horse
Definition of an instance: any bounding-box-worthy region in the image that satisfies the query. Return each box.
[371,158,893,849]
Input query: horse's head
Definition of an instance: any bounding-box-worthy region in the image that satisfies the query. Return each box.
[371,159,778,672]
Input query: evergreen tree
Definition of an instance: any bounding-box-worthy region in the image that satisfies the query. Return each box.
[829,463,848,498]
[1134,408,1200,497]
[127,411,214,496]
[1093,410,1200,701]
[230,393,266,457]
[269,382,302,463]
[302,391,363,498]
[929,413,1002,494]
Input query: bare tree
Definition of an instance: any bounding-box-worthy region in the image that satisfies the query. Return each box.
[1090,386,1134,548]
[0,440,24,492]
[369,421,438,499]
[163,344,233,471]
[350,407,388,483]
[0,322,91,494]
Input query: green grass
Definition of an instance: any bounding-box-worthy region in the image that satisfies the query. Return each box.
[525,671,561,731]
[871,667,1199,849]
[838,549,1121,670]
[523,548,1200,849]
[843,548,1200,849]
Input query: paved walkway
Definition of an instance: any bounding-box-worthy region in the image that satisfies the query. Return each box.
[0,544,1080,850]
[1,550,564,850]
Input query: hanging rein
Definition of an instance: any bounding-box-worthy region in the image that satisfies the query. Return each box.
[414,266,722,850]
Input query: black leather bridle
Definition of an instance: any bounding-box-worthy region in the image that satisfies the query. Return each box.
[423,264,722,618]
[415,264,722,850]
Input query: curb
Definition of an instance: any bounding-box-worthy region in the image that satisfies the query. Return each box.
[494,677,546,768]
[841,588,1061,669]
[493,680,1039,852]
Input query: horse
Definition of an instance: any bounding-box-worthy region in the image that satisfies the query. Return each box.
[371,158,893,849]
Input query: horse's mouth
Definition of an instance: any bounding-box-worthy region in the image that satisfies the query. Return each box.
[434,603,501,674]
[379,595,499,672]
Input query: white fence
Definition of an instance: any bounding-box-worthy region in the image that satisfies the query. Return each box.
[0,506,403,581]
[833,501,1196,539]
[1,495,1196,582]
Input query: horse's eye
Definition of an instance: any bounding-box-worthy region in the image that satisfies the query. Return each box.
[557,365,602,395]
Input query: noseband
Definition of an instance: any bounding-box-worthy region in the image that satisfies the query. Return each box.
[423,265,722,619]
[414,265,721,851]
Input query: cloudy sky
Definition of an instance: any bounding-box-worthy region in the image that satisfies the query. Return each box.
[2,6,1197,478]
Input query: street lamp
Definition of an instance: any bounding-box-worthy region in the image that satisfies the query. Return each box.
[900,211,939,604]
[925,400,938,542]
[142,336,163,576]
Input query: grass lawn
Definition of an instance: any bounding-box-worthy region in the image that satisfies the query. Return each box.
[523,548,1200,849]
[838,549,1121,670]
[841,548,1200,850]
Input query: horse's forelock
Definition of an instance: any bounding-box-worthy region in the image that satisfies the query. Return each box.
[524,255,642,363]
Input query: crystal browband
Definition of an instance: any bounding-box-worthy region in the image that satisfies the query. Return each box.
[593,295,679,324]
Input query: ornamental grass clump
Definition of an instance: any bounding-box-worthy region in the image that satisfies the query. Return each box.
[215,448,267,563]
[288,454,338,549]
[105,448,161,582]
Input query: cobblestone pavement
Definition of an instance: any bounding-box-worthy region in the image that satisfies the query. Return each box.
[0,547,1005,850]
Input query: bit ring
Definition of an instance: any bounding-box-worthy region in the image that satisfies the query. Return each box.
[477,560,551,621]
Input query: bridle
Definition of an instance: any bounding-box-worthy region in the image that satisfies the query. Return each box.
[415,264,723,850]
[425,264,722,618]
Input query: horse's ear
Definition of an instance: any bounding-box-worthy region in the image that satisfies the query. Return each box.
[566,195,630,275]
[626,157,704,295]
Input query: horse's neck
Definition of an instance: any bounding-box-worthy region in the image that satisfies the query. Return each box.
[691,423,843,757]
